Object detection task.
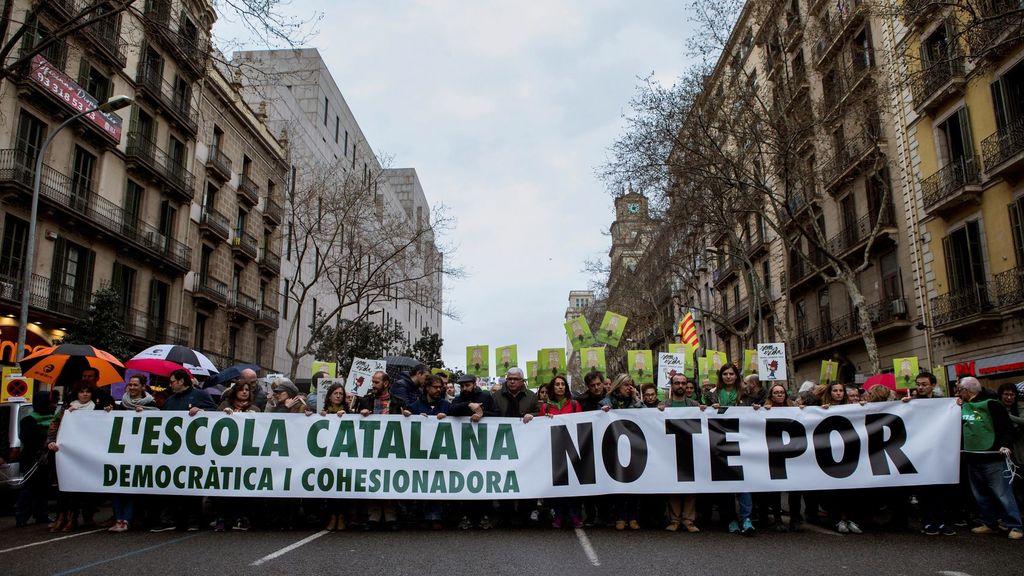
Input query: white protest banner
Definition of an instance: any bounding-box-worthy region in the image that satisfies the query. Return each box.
[757,343,787,381]
[56,400,960,500]
[315,378,347,410]
[346,358,386,398]
[657,353,686,389]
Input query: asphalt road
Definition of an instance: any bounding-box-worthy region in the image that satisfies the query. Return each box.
[1,514,1022,576]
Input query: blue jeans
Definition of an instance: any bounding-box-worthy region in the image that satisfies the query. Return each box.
[968,459,1022,530]
[736,493,753,522]
[112,495,135,522]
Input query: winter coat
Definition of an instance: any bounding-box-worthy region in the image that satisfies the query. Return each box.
[575,390,606,412]
[600,391,643,410]
[217,400,261,413]
[738,387,767,407]
[539,396,582,416]
[353,391,408,415]
[269,395,307,414]
[492,385,540,418]
[391,372,421,406]
[408,395,452,416]
[162,387,217,412]
[18,412,53,466]
[448,388,498,417]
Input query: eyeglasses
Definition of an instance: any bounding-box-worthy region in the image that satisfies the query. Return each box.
[506,377,523,381]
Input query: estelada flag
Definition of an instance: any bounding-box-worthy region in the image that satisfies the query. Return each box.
[677,312,700,348]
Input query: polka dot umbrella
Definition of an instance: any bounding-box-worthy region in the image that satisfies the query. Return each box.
[19,343,126,387]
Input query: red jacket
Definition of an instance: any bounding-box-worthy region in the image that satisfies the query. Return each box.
[540,397,582,415]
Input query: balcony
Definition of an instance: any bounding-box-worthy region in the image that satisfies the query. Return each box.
[259,248,281,276]
[813,0,868,66]
[193,275,228,307]
[746,233,766,257]
[967,0,1023,60]
[714,257,737,288]
[912,56,966,114]
[995,266,1024,311]
[142,1,210,77]
[0,272,91,320]
[125,132,195,202]
[228,291,259,321]
[232,229,258,261]
[827,204,897,257]
[789,249,829,292]
[794,296,910,358]
[900,0,945,28]
[206,145,232,182]
[930,282,1000,332]
[255,307,280,331]
[921,156,982,217]
[40,0,127,68]
[198,207,230,241]
[238,174,260,206]
[782,14,803,52]
[821,58,874,118]
[120,307,190,347]
[135,62,198,136]
[263,196,283,226]
[0,149,192,272]
[820,128,883,192]
[982,116,1024,180]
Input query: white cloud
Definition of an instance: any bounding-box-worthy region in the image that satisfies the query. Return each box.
[222,0,694,375]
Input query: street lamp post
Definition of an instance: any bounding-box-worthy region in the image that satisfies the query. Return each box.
[15,95,133,362]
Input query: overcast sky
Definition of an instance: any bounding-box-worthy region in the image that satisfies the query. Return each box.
[221,0,693,374]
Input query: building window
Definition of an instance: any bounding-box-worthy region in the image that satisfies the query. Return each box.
[0,214,29,277]
[111,261,136,314]
[334,116,340,143]
[229,327,239,360]
[81,64,111,103]
[880,251,901,302]
[283,279,289,319]
[15,110,46,163]
[1010,196,1024,267]
[344,130,349,154]
[324,96,329,126]
[935,107,975,168]
[942,220,987,296]
[195,313,207,351]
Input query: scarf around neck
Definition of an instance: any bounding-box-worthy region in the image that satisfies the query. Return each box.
[122,391,158,410]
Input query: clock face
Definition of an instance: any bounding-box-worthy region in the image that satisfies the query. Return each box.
[627,202,640,214]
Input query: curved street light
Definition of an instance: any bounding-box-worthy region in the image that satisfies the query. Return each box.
[15,95,134,362]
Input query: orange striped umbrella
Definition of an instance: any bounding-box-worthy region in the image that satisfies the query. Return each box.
[19,344,126,387]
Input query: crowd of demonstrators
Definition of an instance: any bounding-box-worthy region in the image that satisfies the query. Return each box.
[18,361,1024,541]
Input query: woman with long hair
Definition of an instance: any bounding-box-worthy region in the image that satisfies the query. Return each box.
[820,382,848,408]
[106,374,158,532]
[214,381,261,531]
[46,383,97,532]
[540,375,582,528]
[601,374,643,529]
[703,364,755,535]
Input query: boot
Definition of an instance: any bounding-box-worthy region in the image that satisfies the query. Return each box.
[325,515,337,531]
[62,513,78,533]
[49,512,68,533]
[335,514,346,531]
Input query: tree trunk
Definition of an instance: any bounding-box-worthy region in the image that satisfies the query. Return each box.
[841,275,881,374]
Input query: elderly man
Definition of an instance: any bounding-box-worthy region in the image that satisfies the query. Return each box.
[958,376,1023,540]
[491,368,539,423]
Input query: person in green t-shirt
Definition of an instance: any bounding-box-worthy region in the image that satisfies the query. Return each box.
[957,376,1022,540]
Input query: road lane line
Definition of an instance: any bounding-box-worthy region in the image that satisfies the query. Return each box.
[0,529,105,555]
[50,533,198,576]
[574,528,601,567]
[251,530,330,566]
[938,572,975,576]
[801,523,843,537]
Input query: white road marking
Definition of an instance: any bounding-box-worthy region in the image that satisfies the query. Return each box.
[938,572,975,576]
[251,530,330,566]
[0,528,105,554]
[574,528,601,567]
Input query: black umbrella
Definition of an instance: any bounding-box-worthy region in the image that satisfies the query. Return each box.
[384,355,421,380]
[204,363,261,389]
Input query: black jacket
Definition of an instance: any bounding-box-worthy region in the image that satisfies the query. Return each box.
[162,387,217,412]
[353,392,408,415]
[390,372,421,407]
[576,390,605,412]
[491,385,539,418]
[449,387,498,417]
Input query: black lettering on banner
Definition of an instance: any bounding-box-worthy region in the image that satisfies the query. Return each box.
[665,419,702,482]
[601,420,648,483]
[865,413,918,475]
[764,419,808,480]
[550,423,596,486]
[812,416,859,478]
[707,419,743,481]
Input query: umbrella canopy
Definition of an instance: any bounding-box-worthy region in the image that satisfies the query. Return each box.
[864,373,896,391]
[127,345,220,377]
[383,355,421,380]
[204,363,260,389]
[19,343,126,387]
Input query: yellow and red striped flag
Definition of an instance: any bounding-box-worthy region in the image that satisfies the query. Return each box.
[677,312,700,348]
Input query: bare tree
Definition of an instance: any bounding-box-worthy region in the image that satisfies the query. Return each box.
[280,154,461,379]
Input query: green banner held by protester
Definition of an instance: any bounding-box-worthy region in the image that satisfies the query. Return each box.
[893,356,919,390]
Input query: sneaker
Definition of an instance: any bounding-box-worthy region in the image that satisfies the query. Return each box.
[232,518,250,532]
[972,525,997,535]
[1009,529,1023,540]
[940,524,957,536]
[922,524,939,536]
[478,516,492,530]
[108,521,128,533]
[214,519,226,533]
[458,516,472,531]
[836,521,850,534]
[728,520,740,534]
[571,516,584,529]
[186,524,201,532]
[552,517,562,529]
[615,520,626,531]
[846,521,862,534]
[741,518,755,536]
[149,523,176,533]
[629,520,640,530]
[683,521,700,533]
[665,521,680,532]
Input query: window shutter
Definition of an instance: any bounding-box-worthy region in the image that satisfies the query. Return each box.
[1010,199,1024,267]
[965,220,985,286]
[957,107,975,159]
[991,78,1008,132]
[942,235,958,292]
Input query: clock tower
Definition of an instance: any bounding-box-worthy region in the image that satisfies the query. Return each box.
[608,187,655,286]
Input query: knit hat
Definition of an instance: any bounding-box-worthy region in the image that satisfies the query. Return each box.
[271,378,299,397]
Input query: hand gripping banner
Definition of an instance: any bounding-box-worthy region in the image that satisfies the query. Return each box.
[55,400,961,500]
